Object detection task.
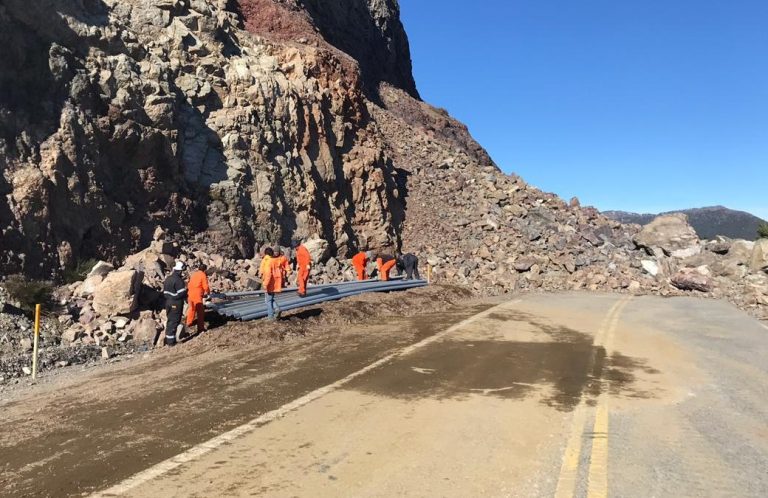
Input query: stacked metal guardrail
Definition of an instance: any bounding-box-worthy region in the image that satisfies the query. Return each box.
[207,277,427,321]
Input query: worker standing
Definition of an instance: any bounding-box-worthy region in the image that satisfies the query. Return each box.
[376,252,397,281]
[261,247,283,320]
[351,250,369,281]
[161,261,187,346]
[397,252,421,280]
[186,263,211,335]
[293,240,311,297]
[259,246,273,284]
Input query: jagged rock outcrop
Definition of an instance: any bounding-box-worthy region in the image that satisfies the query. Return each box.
[1,0,406,278]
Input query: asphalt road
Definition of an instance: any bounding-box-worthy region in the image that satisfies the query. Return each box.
[2,293,767,497]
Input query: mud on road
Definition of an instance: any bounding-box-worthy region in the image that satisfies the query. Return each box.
[0,285,481,497]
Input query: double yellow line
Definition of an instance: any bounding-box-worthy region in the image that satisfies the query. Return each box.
[553,296,632,498]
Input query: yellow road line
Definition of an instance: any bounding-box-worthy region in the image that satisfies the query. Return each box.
[553,404,589,498]
[553,297,628,498]
[586,297,632,498]
[586,403,609,498]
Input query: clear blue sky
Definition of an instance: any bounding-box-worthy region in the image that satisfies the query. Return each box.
[399,0,768,219]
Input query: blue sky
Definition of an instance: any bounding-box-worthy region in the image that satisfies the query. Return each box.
[399,0,768,219]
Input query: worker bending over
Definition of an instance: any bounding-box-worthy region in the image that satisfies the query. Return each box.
[276,247,291,283]
[293,240,311,297]
[376,252,397,281]
[351,250,369,281]
[186,263,211,335]
[261,247,283,320]
[397,252,421,280]
[162,261,187,346]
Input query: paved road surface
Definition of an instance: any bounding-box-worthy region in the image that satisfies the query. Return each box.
[2,293,767,497]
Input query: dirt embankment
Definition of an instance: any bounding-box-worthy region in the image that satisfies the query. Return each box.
[0,285,472,393]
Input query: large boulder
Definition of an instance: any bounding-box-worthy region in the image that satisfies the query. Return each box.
[76,274,104,298]
[633,214,701,258]
[303,238,330,263]
[641,260,660,277]
[750,239,768,272]
[131,318,160,345]
[671,270,713,293]
[92,270,144,316]
[729,240,755,264]
[88,261,115,278]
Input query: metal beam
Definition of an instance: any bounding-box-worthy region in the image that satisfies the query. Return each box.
[208,279,427,321]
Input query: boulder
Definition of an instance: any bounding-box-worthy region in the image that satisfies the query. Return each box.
[710,260,747,280]
[132,318,159,344]
[92,270,144,316]
[77,274,104,297]
[728,240,754,265]
[514,257,536,272]
[633,214,700,258]
[304,238,330,263]
[704,240,731,255]
[671,270,713,293]
[641,260,660,277]
[88,261,115,278]
[750,239,768,272]
[61,325,83,343]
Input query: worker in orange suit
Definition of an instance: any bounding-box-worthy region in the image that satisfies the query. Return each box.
[259,246,273,285]
[186,263,211,334]
[276,247,290,285]
[351,250,369,281]
[376,253,397,281]
[261,247,283,320]
[293,240,311,297]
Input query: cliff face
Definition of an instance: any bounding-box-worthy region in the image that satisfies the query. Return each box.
[0,0,409,277]
[235,0,418,98]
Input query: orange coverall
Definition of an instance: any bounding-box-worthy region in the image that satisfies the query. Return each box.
[295,245,311,295]
[377,257,396,281]
[186,270,210,333]
[277,255,290,285]
[352,252,368,281]
[259,254,272,283]
[263,257,285,293]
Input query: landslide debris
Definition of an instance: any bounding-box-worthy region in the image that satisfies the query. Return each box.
[1,0,766,383]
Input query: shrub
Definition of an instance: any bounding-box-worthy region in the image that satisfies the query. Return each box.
[758,222,768,239]
[3,275,54,312]
[62,258,100,284]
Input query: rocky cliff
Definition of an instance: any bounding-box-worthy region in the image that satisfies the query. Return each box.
[1,0,410,278]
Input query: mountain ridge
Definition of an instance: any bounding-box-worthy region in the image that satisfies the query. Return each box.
[603,206,766,240]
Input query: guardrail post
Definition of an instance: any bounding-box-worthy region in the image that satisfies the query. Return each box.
[32,303,41,380]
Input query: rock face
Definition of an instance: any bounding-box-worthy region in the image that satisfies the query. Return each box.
[1,0,406,277]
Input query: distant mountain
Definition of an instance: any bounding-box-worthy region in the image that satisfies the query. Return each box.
[603,206,767,240]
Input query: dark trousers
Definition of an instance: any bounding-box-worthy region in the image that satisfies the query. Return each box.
[164,302,183,345]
